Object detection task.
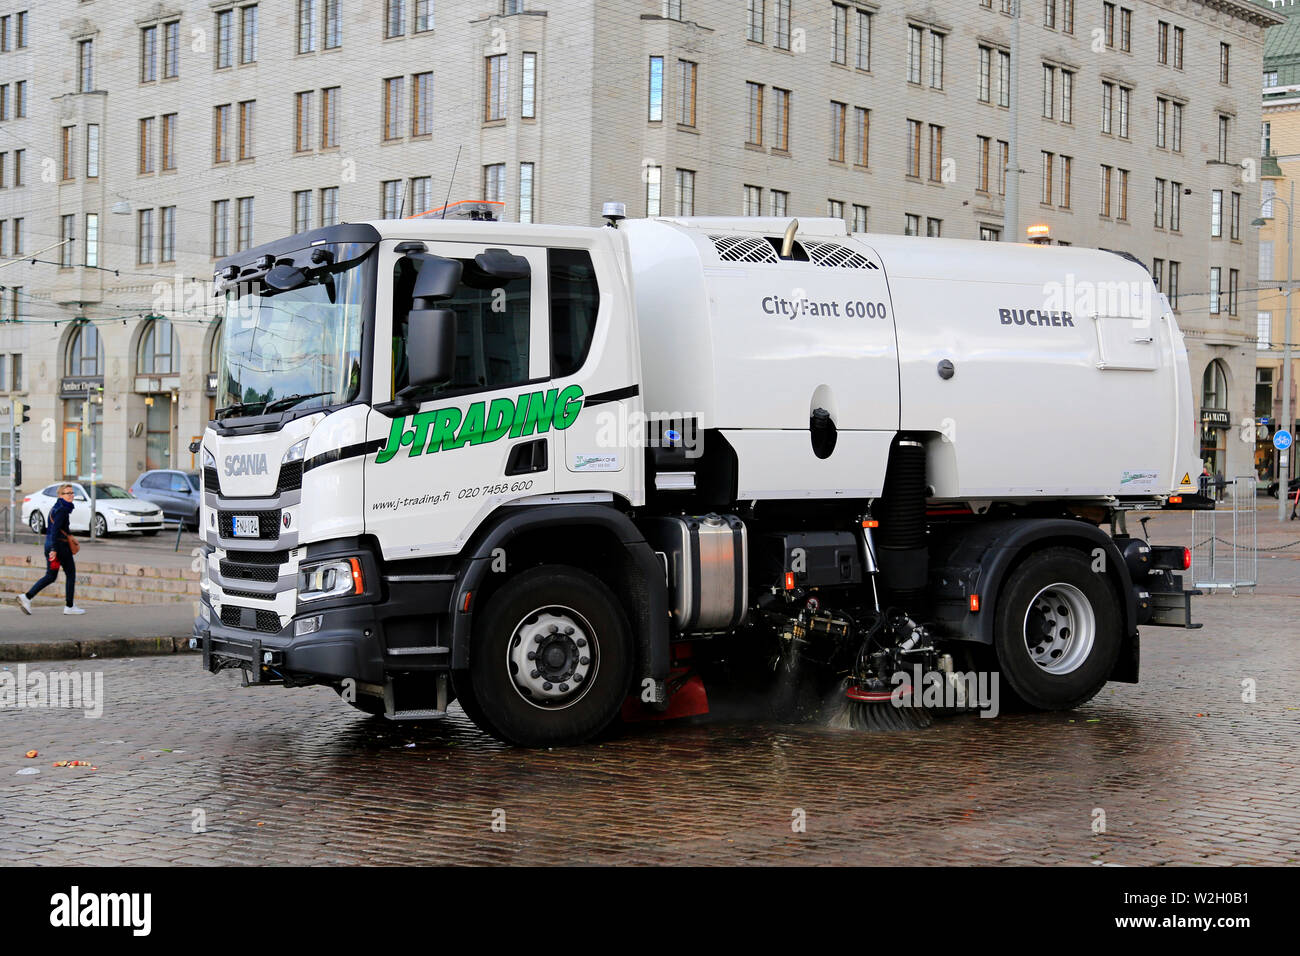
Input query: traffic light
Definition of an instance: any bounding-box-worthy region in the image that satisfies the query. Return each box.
[12,458,19,487]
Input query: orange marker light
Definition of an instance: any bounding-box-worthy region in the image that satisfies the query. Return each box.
[1169,496,1183,504]
[348,558,364,593]
[784,572,796,591]
[969,594,981,612]
[861,519,879,528]
[461,591,474,612]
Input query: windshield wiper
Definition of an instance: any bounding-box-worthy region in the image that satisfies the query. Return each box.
[215,400,268,420]
[262,392,334,414]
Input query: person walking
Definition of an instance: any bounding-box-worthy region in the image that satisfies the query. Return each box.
[16,484,85,615]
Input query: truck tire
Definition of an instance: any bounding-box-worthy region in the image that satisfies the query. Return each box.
[993,547,1122,711]
[467,564,634,747]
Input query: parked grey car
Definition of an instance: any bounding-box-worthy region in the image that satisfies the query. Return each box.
[130,469,201,529]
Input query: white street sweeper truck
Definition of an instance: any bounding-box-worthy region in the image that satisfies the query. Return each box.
[195,210,1207,746]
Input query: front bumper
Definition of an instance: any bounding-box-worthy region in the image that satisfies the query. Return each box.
[107,511,165,532]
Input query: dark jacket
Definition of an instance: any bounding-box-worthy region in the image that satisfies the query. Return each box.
[44,498,73,554]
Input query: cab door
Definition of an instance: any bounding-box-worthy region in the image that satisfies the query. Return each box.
[366,239,554,558]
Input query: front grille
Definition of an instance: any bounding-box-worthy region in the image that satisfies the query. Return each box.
[222,586,274,601]
[277,460,303,494]
[224,549,288,565]
[217,509,281,540]
[203,467,221,495]
[219,604,284,634]
[220,560,279,583]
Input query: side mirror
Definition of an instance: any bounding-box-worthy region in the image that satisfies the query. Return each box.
[404,308,457,392]
[409,254,463,301]
[264,264,309,292]
[475,248,531,281]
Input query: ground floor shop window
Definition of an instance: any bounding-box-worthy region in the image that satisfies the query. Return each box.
[145,394,174,472]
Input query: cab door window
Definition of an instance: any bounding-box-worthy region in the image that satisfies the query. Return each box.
[393,255,531,396]
[549,248,600,377]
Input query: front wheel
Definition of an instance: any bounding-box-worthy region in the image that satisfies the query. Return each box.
[993,547,1123,711]
[93,514,108,539]
[467,565,634,747]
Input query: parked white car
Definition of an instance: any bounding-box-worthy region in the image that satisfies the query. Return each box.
[22,482,166,538]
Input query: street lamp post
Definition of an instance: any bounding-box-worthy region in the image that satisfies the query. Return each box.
[1254,178,1295,524]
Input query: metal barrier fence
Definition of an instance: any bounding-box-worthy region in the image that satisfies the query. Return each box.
[1191,475,1258,594]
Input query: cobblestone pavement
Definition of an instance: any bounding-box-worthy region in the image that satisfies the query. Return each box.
[2,586,1298,866]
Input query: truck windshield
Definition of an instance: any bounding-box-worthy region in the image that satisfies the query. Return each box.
[216,257,368,419]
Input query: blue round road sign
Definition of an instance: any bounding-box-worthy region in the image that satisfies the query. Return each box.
[1275,429,1294,451]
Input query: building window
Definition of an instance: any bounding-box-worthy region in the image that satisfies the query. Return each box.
[747,0,764,43]
[161,113,177,171]
[78,39,94,92]
[66,323,103,378]
[321,87,339,148]
[240,5,258,64]
[979,46,992,103]
[1209,267,1221,315]
[326,0,343,46]
[828,199,845,222]
[998,50,1011,108]
[1231,192,1241,241]
[485,56,507,122]
[1118,86,1130,139]
[141,25,157,82]
[771,190,788,217]
[676,169,695,215]
[138,209,154,264]
[977,136,991,193]
[295,92,314,151]
[852,204,868,231]
[521,53,536,119]
[1211,190,1223,238]
[298,0,318,54]
[293,190,313,233]
[1060,70,1073,123]
[998,140,1009,196]
[238,100,255,160]
[930,32,944,89]
[1154,178,1165,228]
[743,185,762,216]
[663,0,681,19]
[645,164,661,217]
[1156,98,1167,149]
[1061,155,1072,208]
[1117,168,1128,221]
[1042,65,1054,119]
[383,77,404,139]
[1152,258,1163,290]
[927,218,942,238]
[678,60,697,126]
[746,83,764,146]
[211,201,229,258]
[832,3,848,65]
[1172,103,1183,152]
[1220,43,1230,84]
[857,10,872,70]
[214,104,232,163]
[61,127,75,181]
[320,187,339,226]
[1168,261,1180,309]
[1174,26,1184,69]
[518,163,534,223]
[84,214,98,268]
[386,0,406,39]
[1170,182,1182,231]
[216,9,233,68]
[773,88,790,151]
[905,214,920,237]
[907,26,922,84]
[484,163,505,203]
[980,225,1001,241]
[1119,7,1131,52]
[138,117,156,174]
[138,319,179,376]
[1264,121,1273,157]
[1044,0,1056,29]
[1100,164,1112,218]
[1041,151,1053,205]
[382,179,402,219]
[906,119,921,178]
[159,206,176,262]
[413,72,433,136]
[1228,269,1239,316]
[928,124,944,182]
[830,101,846,162]
[775,0,791,50]
[237,197,254,251]
[854,107,869,166]
[1258,313,1272,350]
[1101,82,1113,135]
[648,57,663,121]
[1218,115,1230,164]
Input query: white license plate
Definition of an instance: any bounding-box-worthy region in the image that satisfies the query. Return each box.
[232,516,260,538]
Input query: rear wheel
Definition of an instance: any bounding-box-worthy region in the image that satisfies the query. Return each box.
[467,564,634,747]
[993,547,1122,711]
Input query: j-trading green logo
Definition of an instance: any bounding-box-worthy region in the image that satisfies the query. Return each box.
[377,385,584,463]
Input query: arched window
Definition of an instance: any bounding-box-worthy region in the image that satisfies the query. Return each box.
[138,317,179,375]
[65,322,104,377]
[1202,360,1229,409]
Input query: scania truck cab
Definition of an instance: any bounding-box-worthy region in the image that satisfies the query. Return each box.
[198,214,1204,747]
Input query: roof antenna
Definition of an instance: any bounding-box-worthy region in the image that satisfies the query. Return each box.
[441,145,463,219]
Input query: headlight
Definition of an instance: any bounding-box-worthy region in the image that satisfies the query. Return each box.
[283,439,308,464]
[203,447,216,470]
[106,508,128,516]
[298,557,364,602]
